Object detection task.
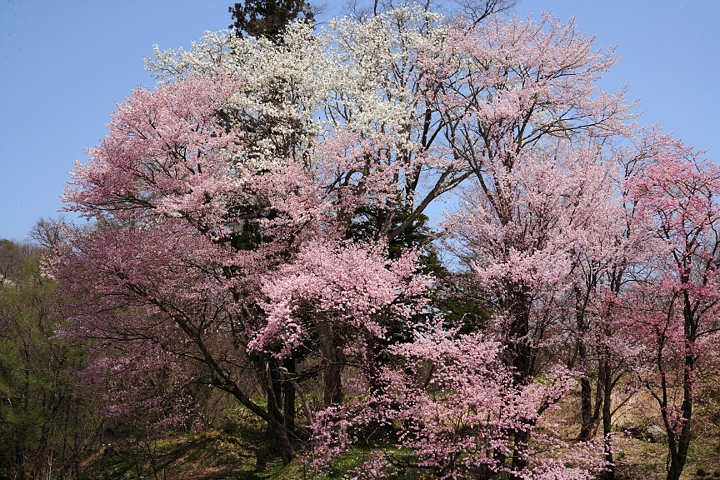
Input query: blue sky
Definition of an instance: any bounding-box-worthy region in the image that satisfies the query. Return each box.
[1,0,718,241]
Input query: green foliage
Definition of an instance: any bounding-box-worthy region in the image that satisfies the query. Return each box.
[430,271,492,334]
[229,0,315,43]
[345,207,437,267]
[0,239,96,479]
[346,207,491,334]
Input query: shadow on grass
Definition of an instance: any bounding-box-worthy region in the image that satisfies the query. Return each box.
[80,430,270,480]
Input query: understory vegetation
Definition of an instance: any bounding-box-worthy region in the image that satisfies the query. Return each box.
[2,1,720,479]
[75,386,720,480]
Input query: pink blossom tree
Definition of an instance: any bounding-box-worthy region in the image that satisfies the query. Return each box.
[251,239,430,405]
[307,326,607,479]
[51,69,433,464]
[431,11,633,472]
[444,140,627,475]
[574,129,680,479]
[51,4,716,477]
[623,136,720,480]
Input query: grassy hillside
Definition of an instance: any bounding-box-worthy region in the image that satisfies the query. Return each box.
[79,390,720,480]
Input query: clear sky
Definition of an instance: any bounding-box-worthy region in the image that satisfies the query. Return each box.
[1,0,718,241]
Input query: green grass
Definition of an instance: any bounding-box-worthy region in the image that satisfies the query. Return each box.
[78,391,720,480]
[79,431,256,479]
[79,428,720,480]
[80,431,426,480]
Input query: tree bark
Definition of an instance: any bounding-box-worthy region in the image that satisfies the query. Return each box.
[317,320,345,407]
[578,374,603,440]
[665,353,694,480]
[264,359,295,465]
[575,285,602,441]
[510,430,529,477]
[283,357,297,437]
[602,357,614,480]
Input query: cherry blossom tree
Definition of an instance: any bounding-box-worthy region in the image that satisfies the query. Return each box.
[146,7,470,245]
[53,72,311,463]
[570,129,680,479]
[428,10,633,471]
[51,67,433,464]
[444,140,629,475]
[145,6,630,262]
[53,4,713,477]
[623,136,720,480]
[307,326,607,480]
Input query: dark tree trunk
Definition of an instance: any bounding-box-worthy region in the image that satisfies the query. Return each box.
[579,374,592,432]
[663,294,697,480]
[577,374,603,440]
[317,320,345,407]
[283,357,297,436]
[510,429,529,477]
[665,354,694,480]
[575,285,602,441]
[602,358,614,480]
[508,303,533,384]
[264,417,295,466]
[264,358,295,465]
[505,288,534,480]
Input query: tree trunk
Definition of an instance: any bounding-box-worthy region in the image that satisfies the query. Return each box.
[667,423,691,480]
[317,320,345,407]
[579,374,592,435]
[506,289,533,479]
[577,375,602,440]
[602,358,614,480]
[575,286,602,441]
[215,354,297,465]
[266,414,295,465]
[508,302,533,384]
[283,357,297,437]
[510,430,529,477]
[265,359,296,465]
[665,355,694,480]
[664,295,697,480]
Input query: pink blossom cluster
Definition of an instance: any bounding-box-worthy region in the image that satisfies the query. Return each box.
[47,5,720,479]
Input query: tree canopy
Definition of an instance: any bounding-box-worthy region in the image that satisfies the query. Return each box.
[229,0,315,42]
[39,3,720,480]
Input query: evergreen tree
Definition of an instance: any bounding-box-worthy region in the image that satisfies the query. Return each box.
[229,0,315,42]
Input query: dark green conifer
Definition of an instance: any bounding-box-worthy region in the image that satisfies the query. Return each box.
[229,0,315,43]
